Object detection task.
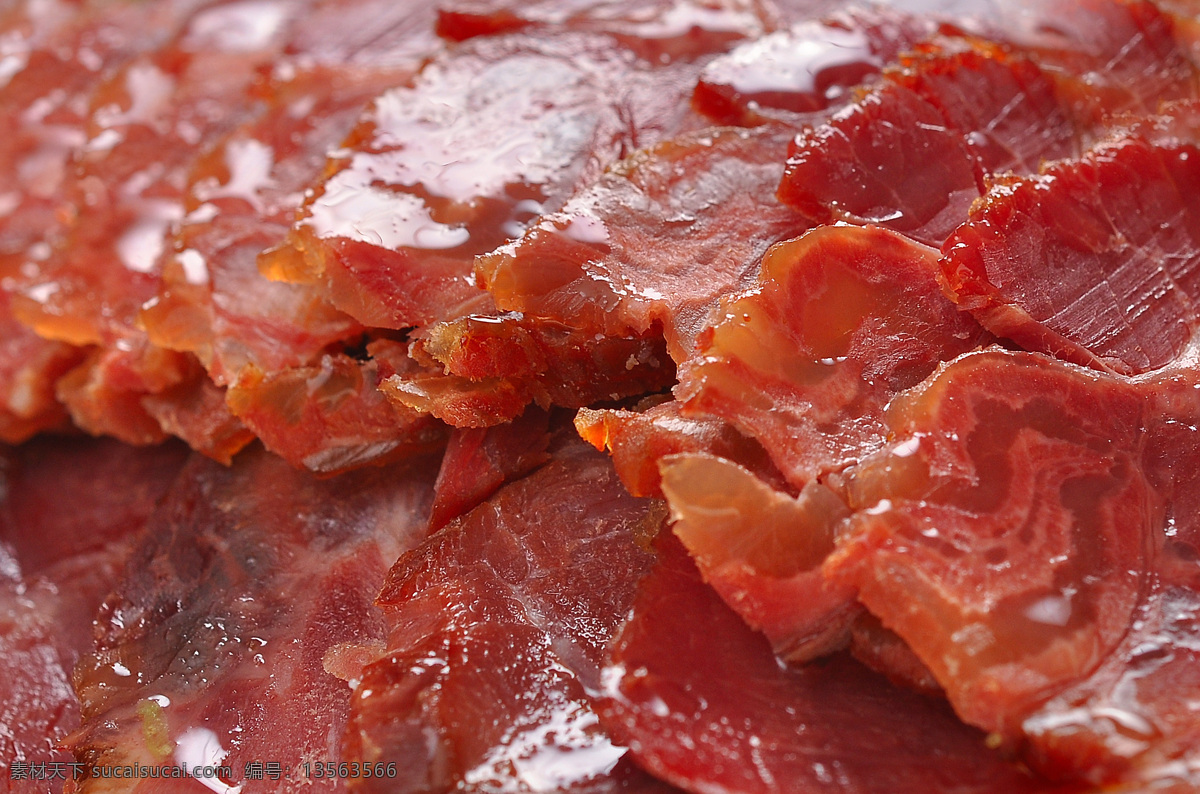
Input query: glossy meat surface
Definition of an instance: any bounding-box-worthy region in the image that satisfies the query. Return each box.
[0,438,188,793]
[69,446,437,793]
[598,533,1070,794]
[346,438,666,792]
[479,123,808,360]
[778,43,1079,244]
[678,224,989,487]
[941,110,1200,375]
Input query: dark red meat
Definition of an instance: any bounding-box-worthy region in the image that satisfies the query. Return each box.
[940,107,1200,375]
[426,406,552,531]
[597,532,1072,794]
[0,438,188,793]
[69,445,437,792]
[345,438,667,792]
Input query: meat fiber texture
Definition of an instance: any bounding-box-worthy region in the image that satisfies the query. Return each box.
[6,0,1200,793]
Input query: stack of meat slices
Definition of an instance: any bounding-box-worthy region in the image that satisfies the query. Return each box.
[4,0,1200,791]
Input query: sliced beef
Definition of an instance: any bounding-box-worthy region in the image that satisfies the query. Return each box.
[7,0,321,447]
[69,444,437,792]
[0,438,188,793]
[264,29,714,331]
[659,452,859,661]
[425,406,552,531]
[345,437,668,792]
[940,105,1200,375]
[820,349,1200,788]
[597,532,1070,794]
[575,398,787,498]
[677,223,989,488]
[225,339,447,474]
[383,314,675,428]
[435,0,768,62]
[0,0,214,443]
[478,123,807,361]
[778,42,1080,244]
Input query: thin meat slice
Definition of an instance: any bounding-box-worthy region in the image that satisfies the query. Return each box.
[141,2,443,388]
[139,69,375,388]
[0,295,82,443]
[1011,0,1199,119]
[8,0,320,446]
[11,0,314,349]
[426,406,552,531]
[226,340,448,474]
[692,7,934,126]
[778,43,1080,244]
[940,110,1200,375]
[575,398,787,498]
[478,123,808,361]
[825,349,1180,786]
[263,29,713,331]
[69,445,437,793]
[0,438,188,793]
[0,0,213,444]
[345,438,669,792]
[383,314,675,428]
[659,452,859,662]
[678,224,989,489]
[598,532,1072,794]
[435,0,767,62]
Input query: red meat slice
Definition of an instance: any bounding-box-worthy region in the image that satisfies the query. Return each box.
[1013,0,1198,119]
[778,43,1079,244]
[345,438,669,792]
[693,8,934,125]
[383,314,675,428]
[0,438,188,794]
[678,224,989,488]
[0,0,215,444]
[140,2,442,388]
[478,123,808,361]
[659,452,860,661]
[426,406,552,531]
[226,339,447,474]
[7,0,321,446]
[575,398,786,498]
[597,532,1073,794]
[435,0,767,62]
[69,444,438,792]
[824,349,1191,786]
[264,29,714,331]
[940,109,1200,375]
